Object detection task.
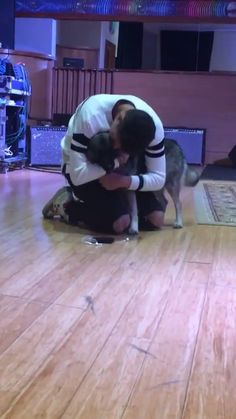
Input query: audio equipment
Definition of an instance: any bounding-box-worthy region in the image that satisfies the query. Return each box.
[164,127,205,164]
[29,126,66,166]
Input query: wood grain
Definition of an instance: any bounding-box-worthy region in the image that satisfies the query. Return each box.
[1,169,235,418]
[182,284,236,419]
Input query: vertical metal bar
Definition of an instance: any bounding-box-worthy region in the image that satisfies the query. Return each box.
[61,69,65,114]
[76,70,80,107]
[94,69,97,95]
[89,70,92,96]
[111,70,114,93]
[52,68,55,115]
[105,70,108,93]
[83,70,86,100]
[100,70,103,93]
[69,69,73,114]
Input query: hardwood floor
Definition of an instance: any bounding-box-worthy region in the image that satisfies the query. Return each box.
[0,168,235,419]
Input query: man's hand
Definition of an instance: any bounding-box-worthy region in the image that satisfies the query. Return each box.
[99,173,131,190]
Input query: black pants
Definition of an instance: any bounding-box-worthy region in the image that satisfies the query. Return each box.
[64,171,167,233]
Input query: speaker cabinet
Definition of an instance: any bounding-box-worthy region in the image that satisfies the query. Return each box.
[29,126,67,166]
[164,127,205,164]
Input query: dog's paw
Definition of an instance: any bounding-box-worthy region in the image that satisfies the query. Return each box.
[128,225,139,235]
[173,222,183,229]
[128,217,139,235]
[128,224,139,235]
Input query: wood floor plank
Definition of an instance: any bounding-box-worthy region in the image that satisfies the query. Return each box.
[0,304,83,416]
[1,169,234,419]
[61,260,189,418]
[0,241,88,296]
[1,265,151,419]
[206,226,236,290]
[23,250,125,306]
[185,225,219,264]
[121,263,211,419]
[211,227,236,272]
[56,229,190,308]
[182,284,236,419]
[0,296,48,354]
[0,232,191,419]
[0,220,75,257]
[0,223,84,283]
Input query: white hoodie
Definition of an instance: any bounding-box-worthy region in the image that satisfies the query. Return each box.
[61,94,166,191]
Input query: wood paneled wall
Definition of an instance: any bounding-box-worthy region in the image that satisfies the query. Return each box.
[51,68,236,164]
[113,71,236,164]
[56,45,99,68]
[3,49,235,164]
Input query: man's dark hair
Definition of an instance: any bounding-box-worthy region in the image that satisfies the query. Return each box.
[118,109,156,154]
[228,144,236,168]
[112,99,135,119]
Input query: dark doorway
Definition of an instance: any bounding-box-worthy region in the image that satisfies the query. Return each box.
[116,22,143,69]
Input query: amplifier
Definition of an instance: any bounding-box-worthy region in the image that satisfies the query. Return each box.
[164,127,205,164]
[29,126,67,166]
[29,125,205,167]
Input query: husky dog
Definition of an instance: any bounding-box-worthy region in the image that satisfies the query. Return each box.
[87,132,199,234]
[156,138,199,229]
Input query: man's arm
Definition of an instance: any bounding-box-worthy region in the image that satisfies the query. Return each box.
[128,139,166,191]
[63,106,119,186]
[68,150,107,186]
[100,139,166,192]
[65,134,124,186]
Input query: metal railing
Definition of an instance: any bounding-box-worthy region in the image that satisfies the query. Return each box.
[52,68,114,116]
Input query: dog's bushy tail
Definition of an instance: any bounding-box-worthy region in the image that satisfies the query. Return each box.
[183,162,200,187]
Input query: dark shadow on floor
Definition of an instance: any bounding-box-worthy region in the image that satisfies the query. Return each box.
[200,164,236,181]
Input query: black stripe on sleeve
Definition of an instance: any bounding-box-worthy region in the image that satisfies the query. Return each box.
[137,175,144,190]
[145,149,165,158]
[71,144,87,154]
[72,134,89,146]
[146,139,164,151]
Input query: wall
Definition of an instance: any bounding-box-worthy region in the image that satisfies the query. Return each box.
[112,71,236,164]
[141,23,236,72]
[210,30,236,71]
[56,46,98,68]
[14,20,236,72]
[15,18,57,57]
[57,20,101,49]
[48,67,236,163]
[99,22,119,68]
[56,20,102,67]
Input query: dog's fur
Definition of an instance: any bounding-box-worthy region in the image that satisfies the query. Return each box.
[87,132,199,234]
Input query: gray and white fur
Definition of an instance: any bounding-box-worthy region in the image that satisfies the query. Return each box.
[87,132,199,234]
[156,138,199,229]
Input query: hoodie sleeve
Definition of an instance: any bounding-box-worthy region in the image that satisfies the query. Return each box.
[128,125,166,192]
[62,104,119,186]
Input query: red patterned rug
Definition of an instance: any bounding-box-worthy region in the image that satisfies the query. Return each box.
[194,180,236,226]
